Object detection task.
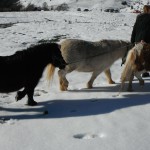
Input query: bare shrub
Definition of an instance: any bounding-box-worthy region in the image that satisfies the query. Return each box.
[42,2,49,11]
[55,3,69,11]
[25,3,41,11]
[0,0,23,12]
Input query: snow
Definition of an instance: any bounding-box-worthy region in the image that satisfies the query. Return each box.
[19,0,150,11]
[1,0,150,150]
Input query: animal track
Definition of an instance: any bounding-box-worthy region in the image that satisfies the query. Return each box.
[35,89,48,93]
[34,89,48,97]
[34,92,41,97]
[0,118,18,125]
[73,133,106,140]
[0,118,6,124]
[1,95,9,98]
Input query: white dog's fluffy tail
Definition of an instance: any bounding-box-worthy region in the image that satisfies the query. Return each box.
[120,48,137,91]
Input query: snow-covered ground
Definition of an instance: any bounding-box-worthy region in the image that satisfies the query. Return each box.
[20,0,150,11]
[1,1,150,150]
[20,0,149,8]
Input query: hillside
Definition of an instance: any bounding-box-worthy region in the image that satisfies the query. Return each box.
[20,0,149,10]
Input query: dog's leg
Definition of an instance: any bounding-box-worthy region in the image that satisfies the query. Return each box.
[104,69,115,84]
[26,88,37,106]
[127,73,134,92]
[87,71,100,88]
[134,71,145,86]
[15,89,27,101]
[58,69,69,91]
[25,79,39,106]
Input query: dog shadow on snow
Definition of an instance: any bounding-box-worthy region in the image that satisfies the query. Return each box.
[0,81,150,120]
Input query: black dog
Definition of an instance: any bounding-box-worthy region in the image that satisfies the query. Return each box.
[0,43,66,106]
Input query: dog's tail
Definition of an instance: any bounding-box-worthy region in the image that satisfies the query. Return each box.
[120,48,137,92]
[46,64,55,83]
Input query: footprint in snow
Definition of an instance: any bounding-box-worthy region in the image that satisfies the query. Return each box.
[0,118,18,125]
[35,89,48,93]
[1,94,9,98]
[73,133,106,140]
[34,92,41,97]
[34,89,48,97]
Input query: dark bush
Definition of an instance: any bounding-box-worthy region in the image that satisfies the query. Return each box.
[122,1,127,5]
[0,0,23,11]
[84,9,89,12]
[25,3,36,11]
[77,8,81,11]
[24,3,42,11]
[55,3,69,11]
[42,2,49,11]
[104,8,120,13]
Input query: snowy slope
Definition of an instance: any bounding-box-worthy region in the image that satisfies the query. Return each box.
[20,0,150,9]
[21,0,122,7]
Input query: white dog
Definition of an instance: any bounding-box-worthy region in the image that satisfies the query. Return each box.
[58,39,131,91]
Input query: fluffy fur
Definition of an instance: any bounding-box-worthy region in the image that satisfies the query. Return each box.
[121,42,150,91]
[58,39,131,91]
[0,43,66,106]
[120,47,138,91]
